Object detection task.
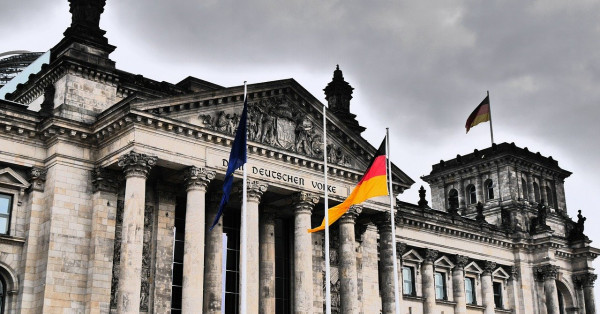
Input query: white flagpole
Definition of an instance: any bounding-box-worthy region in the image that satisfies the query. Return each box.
[387,128,401,314]
[323,104,331,314]
[240,82,248,314]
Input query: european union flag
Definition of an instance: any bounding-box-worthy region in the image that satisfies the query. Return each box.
[210,97,248,230]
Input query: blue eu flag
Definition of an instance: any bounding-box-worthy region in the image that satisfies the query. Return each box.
[210,98,248,230]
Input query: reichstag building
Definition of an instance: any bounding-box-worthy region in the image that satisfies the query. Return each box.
[0,1,597,313]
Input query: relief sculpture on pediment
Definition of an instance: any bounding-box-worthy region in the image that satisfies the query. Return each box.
[197,95,353,167]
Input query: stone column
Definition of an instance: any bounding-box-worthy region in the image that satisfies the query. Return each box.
[452,255,469,314]
[481,261,497,314]
[204,191,224,313]
[239,180,268,314]
[87,167,119,313]
[374,213,397,314]
[536,265,560,314]
[259,210,276,314]
[578,273,597,314]
[457,177,465,210]
[338,205,362,314]
[422,249,439,314]
[541,176,549,206]
[292,192,319,313]
[573,275,587,314]
[526,172,536,202]
[117,151,156,314]
[181,167,215,313]
[476,174,484,203]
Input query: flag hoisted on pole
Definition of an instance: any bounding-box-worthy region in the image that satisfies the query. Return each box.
[308,137,388,233]
[465,92,494,146]
[386,128,401,314]
[209,84,248,230]
[208,82,248,311]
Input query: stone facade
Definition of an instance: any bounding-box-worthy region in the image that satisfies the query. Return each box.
[0,1,597,314]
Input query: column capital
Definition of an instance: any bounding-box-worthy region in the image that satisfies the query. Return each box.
[292,191,319,214]
[482,261,496,275]
[117,151,157,179]
[183,166,215,191]
[509,266,520,281]
[91,167,119,193]
[535,264,560,281]
[246,180,268,202]
[453,255,469,270]
[372,211,400,232]
[29,167,47,192]
[396,242,407,257]
[423,248,439,263]
[339,205,362,224]
[573,272,597,288]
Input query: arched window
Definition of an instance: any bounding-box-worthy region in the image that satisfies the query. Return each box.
[533,182,540,203]
[485,180,494,200]
[545,186,554,207]
[521,178,528,200]
[0,275,4,314]
[448,189,458,208]
[467,185,477,205]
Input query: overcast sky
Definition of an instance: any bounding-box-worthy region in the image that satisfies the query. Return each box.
[2,0,600,296]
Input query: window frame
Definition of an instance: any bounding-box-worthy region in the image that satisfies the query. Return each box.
[448,189,458,209]
[485,179,494,200]
[0,193,13,236]
[467,184,477,205]
[493,281,503,309]
[402,266,416,297]
[465,276,477,305]
[521,178,528,200]
[434,271,447,300]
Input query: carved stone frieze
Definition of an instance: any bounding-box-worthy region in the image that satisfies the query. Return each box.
[91,167,118,193]
[183,166,215,191]
[140,204,154,311]
[117,151,157,178]
[109,200,124,309]
[197,96,355,167]
[292,191,319,214]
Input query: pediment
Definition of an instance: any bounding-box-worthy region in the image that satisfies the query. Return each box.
[465,261,483,274]
[0,167,30,190]
[493,267,510,280]
[402,249,424,263]
[434,256,455,269]
[131,80,414,188]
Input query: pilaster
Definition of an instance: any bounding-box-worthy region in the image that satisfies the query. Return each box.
[86,167,119,313]
[481,261,497,314]
[536,265,560,314]
[574,273,597,314]
[453,255,469,314]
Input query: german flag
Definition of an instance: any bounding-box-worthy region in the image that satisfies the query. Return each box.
[309,138,388,233]
[465,95,490,133]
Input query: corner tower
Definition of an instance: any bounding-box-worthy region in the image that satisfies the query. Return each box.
[421,142,573,234]
[324,65,365,134]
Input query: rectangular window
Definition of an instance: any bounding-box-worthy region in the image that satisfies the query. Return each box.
[223,212,241,314]
[402,266,415,296]
[465,277,476,304]
[0,193,12,235]
[170,197,186,314]
[493,281,503,308]
[434,272,446,300]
